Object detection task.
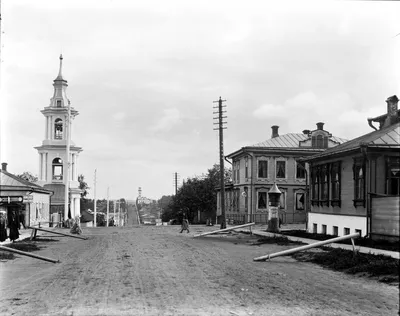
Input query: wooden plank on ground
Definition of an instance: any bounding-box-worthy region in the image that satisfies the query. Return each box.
[193,223,255,238]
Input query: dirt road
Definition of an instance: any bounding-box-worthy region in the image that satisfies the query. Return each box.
[0,225,398,316]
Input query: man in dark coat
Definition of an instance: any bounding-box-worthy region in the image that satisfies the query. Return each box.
[7,210,20,242]
[180,217,190,233]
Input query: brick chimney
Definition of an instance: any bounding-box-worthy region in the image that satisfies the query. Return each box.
[316,122,324,130]
[1,162,7,171]
[271,125,279,138]
[302,129,310,135]
[384,95,399,128]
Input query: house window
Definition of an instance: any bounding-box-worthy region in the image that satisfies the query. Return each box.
[313,223,317,234]
[322,224,327,235]
[52,158,63,180]
[54,118,63,139]
[296,161,306,179]
[333,226,338,236]
[331,162,341,207]
[295,192,305,210]
[353,159,366,207]
[355,229,362,236]
[311,166,319,205]
[320,165,329,205]
[258,160,268,179]
[386,156,400,195]
[244,187,248,212]
[312,135,328,148]
[276,161,286,179]
[257,192,267,209]
[344,227,350,235]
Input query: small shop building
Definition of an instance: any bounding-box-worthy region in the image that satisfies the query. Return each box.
[0,163,53,227]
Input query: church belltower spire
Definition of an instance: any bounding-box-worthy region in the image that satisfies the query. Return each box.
[35,56,83,223]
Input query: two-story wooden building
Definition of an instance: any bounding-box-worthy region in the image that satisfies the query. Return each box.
[302,95,400,241]
[218,124,347,224]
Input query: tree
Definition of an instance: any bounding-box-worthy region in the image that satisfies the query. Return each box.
[78,174,89,198]
[165,164,232,224]
[16,171,38,183]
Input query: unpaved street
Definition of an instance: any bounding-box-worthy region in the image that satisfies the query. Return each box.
[0,226,398,316]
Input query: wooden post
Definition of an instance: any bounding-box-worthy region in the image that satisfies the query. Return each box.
[253,232,360,261]
[194,222,255,238]
[0,245,59,263]
[27,226,87,240]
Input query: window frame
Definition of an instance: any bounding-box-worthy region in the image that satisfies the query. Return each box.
[386,156,400,196]
[330,161,341,207]
[52,157,63,181]
[54,118,63,140]
[319,164,329,206]
[353,158,366,207]
[257,191,268,210]
[295,161,306,180]
[257,159,269,179]
[275,159,286,179]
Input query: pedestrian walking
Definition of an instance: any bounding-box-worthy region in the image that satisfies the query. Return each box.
[0,212,7,242]
[8,210,20,242]
[180,217,190,233]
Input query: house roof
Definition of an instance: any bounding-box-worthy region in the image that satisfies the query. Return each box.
[43,184,66,204]
[303,122,400,162]
[252,133,348,148]
[0,170,52,194]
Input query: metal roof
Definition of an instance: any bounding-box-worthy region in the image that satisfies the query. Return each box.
[304,122,400,161]
[252,133,348,148]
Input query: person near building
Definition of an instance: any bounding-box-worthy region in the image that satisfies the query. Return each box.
[0,212,7,242]
[180,217,190,234]
[70,215,83,235]
[19,210,26,229]
[8,210,20,242]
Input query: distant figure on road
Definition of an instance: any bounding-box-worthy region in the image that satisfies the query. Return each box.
[180,218,190,234]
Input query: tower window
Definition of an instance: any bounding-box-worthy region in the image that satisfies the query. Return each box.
[54,119,63,139]
[52,157,63,180]
[56,100,62,107]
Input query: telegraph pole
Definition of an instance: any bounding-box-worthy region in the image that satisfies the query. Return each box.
[173,172,180,195]
[106,187,109,227]
[213,96,227,229]
[93,169,97,227]
[64,96,71,223]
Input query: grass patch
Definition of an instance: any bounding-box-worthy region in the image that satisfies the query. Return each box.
[281,230,400,252]
[292,248,399,284]
[0,252,15,260]
[253,235,305,246]
[6,241,41,252]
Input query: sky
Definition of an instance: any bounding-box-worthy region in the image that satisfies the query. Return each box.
[0,0,399,201]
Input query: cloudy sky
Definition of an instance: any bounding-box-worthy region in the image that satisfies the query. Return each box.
[1,0,399,200]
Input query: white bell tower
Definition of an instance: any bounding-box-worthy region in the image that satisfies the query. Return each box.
[35,55,83,221]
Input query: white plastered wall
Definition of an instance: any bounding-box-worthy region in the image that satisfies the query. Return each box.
[308,213,367,237]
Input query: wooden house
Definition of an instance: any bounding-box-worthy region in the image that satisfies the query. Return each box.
[302,95,400,241]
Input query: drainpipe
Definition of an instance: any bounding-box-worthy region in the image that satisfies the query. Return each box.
[249,153,255,225]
